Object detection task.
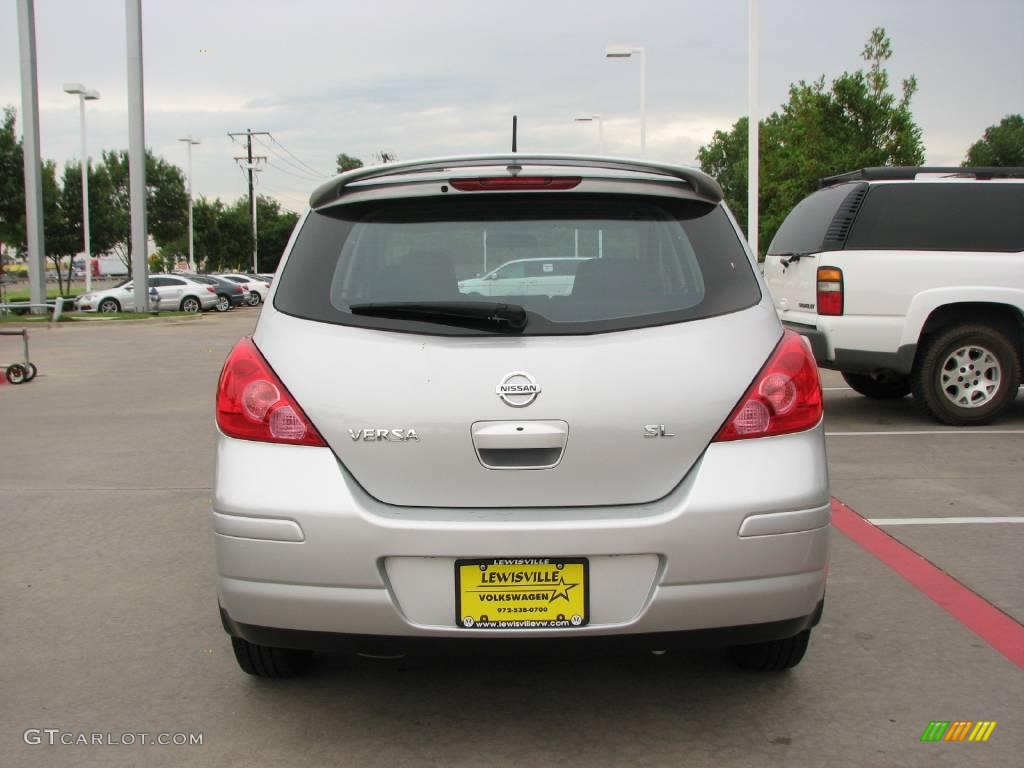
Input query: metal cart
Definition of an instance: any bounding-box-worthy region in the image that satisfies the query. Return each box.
[1,329,37,384]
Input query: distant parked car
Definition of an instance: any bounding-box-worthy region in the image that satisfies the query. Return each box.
[75,274,218,313]
[458,257,591,297]
[216,273,268,306]
[187,275,247,312]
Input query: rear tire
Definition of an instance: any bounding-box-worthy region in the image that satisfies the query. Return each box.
[180,296,201,313]
[248,292,261,306]
[5,364,26,385]
[23,363,38,382]
[230,637,312,678]
[911,324,1020,426]
[841,371,910,399]
[730,630,810,671]
[215,294,231,312]
[98,298,120,313]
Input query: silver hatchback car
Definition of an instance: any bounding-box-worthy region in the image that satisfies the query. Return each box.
[214,155,830,677]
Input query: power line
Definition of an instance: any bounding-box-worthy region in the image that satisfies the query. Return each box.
[268,134,329,178]
[254,136,326,181]
[264,157,323,184]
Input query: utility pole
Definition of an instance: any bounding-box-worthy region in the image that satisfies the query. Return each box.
[126,0,148,311]
[228,129,269,273]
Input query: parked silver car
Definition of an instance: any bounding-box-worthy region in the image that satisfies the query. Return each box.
[214,155,829,678]
[76,274,219,313]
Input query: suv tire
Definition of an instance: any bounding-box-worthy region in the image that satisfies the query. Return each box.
[729,630,810,671]
[841,371,910,400]
[911,324,1020,426]
[230,637,312,678]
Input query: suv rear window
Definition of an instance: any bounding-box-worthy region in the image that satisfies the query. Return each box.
[767,183,868,256]
[275,194,760,335]
[845,183,1024,252]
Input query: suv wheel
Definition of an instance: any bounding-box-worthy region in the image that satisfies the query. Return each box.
[841,371,910,400]
[230,637,312,678]
[911,324,1020,426]
[730,630,810,671]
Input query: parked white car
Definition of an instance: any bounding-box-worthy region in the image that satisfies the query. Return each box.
[217,273,268,306]
[459,257,591,296]
[764,166,1023,425]
[75,274,219,313]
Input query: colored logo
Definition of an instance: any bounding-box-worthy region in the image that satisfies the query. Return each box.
[920,721,997,742]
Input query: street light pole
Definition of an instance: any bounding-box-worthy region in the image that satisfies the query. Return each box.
[64,83,99,293]
[605,45,646,155]
[747,0,760,259]
[574,115,604,154]
[178,137,200,272]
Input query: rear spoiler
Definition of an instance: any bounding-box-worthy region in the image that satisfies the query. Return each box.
[820,166,1024,188]
[310,154,724,208]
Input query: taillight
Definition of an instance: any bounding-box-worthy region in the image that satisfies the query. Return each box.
[713,331,823,442]
[216,338,326,447]
[816,267,843,316]
[206,286,217,293]
[450,176,581,191]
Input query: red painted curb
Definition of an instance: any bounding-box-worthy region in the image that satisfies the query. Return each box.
[831,497,1024,669]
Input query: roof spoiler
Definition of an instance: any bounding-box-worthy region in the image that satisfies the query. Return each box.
[309,154,724,208]
[820,166,1024,188]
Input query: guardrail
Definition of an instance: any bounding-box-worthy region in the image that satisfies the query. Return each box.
[0,300,65,321]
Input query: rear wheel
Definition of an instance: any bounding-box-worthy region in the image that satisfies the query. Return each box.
[248,291,261,306]
[730,630,810,671]
[98,298,120,313]
[911,324,1020,426]
[5,364,26,385]
[230,637,312,678]
[215,294,231,312]
[23,363,38,382]
[841,371,910,399]
[180,296,201,313]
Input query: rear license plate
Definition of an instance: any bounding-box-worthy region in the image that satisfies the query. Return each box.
[455,558,589,629]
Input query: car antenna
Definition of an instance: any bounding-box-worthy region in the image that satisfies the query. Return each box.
[507,115,522,175]
[512,115,517,152]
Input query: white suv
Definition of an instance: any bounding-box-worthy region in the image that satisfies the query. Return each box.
[764,167,1023,425]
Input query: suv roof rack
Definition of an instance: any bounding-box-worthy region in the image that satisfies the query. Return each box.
[820,166,1024,188]
[310,154,723,208]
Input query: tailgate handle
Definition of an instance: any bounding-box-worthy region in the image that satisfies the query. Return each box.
[471,420,568,469]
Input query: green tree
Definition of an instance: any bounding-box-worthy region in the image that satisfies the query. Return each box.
[336,153,364,174]
[98,149,188,273]
[698,27,925,255]
[0,107,25,253]
[255,196,300,272]
[964,114,1024,167]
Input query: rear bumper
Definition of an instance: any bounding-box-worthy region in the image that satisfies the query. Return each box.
[782,320,916,374]
[213,425,831,642]
[221,599,825,654]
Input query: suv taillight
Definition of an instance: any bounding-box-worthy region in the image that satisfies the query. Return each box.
[216,338,326,447]
[713,331,823,442]
[816,267,843,316]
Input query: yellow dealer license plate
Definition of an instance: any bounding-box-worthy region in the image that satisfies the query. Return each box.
[455,558,589,629]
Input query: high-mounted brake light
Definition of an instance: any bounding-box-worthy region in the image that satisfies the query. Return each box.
[713,331,823,442]
[450,176,581,191]
[816,267,843,316]
[216,338,326,447]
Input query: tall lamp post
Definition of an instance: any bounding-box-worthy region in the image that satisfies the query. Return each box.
[63,83,99,293]
[178,137,200,272]
[605,44,646,155]
[574,114,604,154]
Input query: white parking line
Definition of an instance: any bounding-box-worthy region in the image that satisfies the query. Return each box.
[869,517,1024,525]
[825,430,1024,436]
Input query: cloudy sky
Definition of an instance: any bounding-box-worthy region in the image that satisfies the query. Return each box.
[1,0,1022,213]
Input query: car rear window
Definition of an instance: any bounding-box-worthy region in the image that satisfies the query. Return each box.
[274,194,760,335]
[845,183,1024,252]
[767,183,868,256]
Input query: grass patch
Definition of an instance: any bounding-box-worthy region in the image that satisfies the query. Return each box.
[1,287,85,301]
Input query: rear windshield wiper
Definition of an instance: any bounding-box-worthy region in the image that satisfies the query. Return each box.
[773,251,814,267]
[349,301,528,333]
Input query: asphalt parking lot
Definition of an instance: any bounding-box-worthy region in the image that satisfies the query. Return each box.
[2,312,1021,768]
